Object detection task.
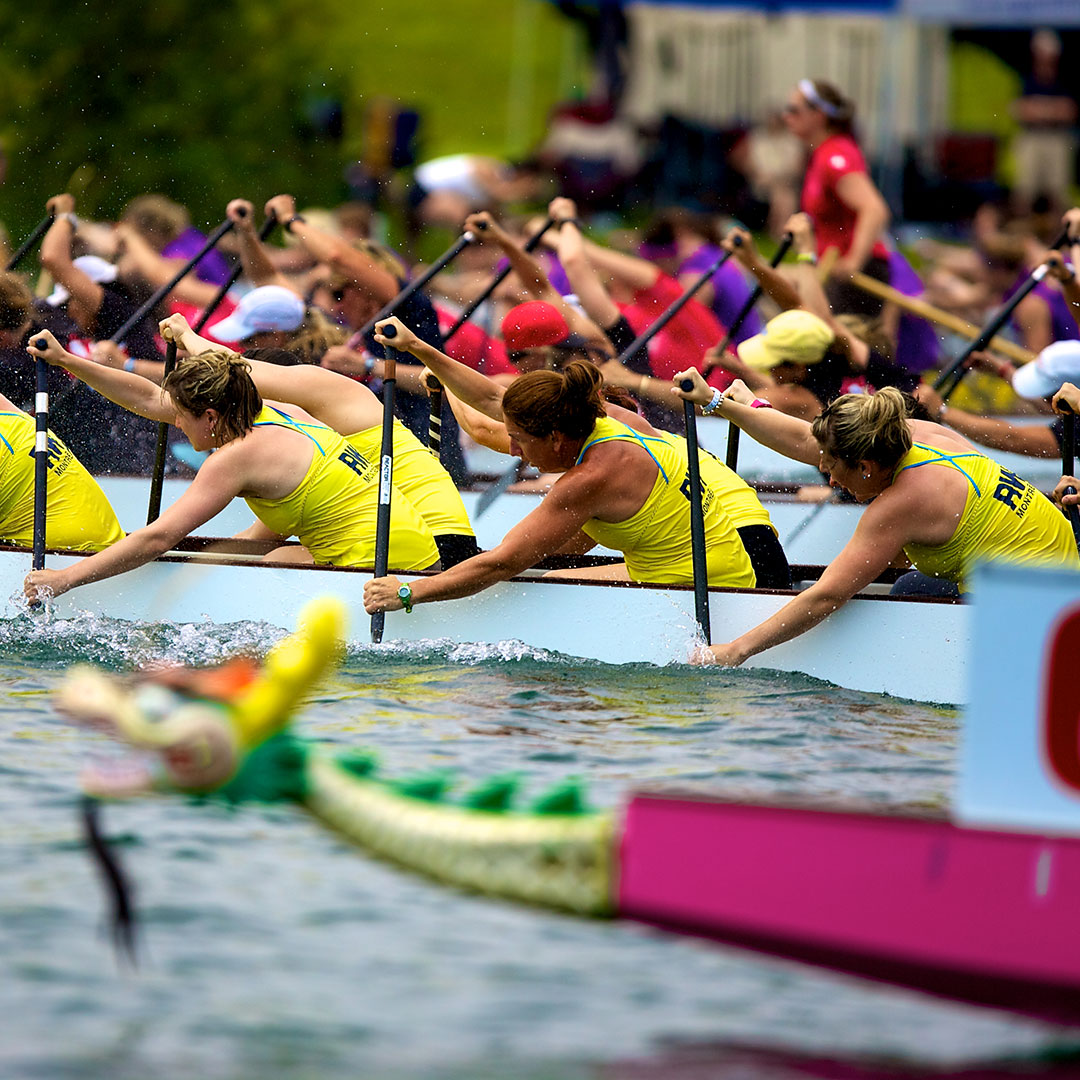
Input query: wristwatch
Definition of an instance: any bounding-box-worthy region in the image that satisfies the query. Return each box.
[397,583,413,613]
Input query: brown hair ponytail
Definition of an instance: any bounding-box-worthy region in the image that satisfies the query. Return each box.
[163,350,262,444]
[502,359,606,439]
[811,387,911,467]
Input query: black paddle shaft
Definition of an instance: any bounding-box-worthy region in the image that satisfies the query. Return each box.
[935,227,1070,400]
[680,378,711,643]
[110,218,236,347]
[722,234,793,472]
[1060,406,1080,550]
[6,213,54,272]
[193,207,277,333]
[445,217,555,342]
[370,324,400,644]
[32,344,50,572]
[426,374,443,454]
[615,245,738,369]
[355,226,483,343]
[146,340,179,524]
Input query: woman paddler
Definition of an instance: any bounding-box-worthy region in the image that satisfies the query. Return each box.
[22,330,440,603]
[674,370,1080,667]
[0,389,123,552]
[363,318,756,618]
[161,313,478,567]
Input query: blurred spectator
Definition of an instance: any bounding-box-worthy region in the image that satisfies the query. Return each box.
[1012,30,1077,215]
[730,110,803,239]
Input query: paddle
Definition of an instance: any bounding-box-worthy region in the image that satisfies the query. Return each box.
[31,338,50,577]
[192,207,277,333]
[473,458,525,519]
[1058,400,1080,551]
[354,224,485,343]
[110,217,235,347]
[145,339,178,524]
[6,213,54,272]
[849,273,1034,365]
[935,228,1070,401]
[614,243,739,371]
[444,216,555,342]
[426,373,443,454]
[370,323,400,644]
[718,233,794,472]
[680,377,711,642]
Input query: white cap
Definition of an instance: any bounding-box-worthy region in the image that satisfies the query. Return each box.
[211,285,305,342]
[1012,339,1080,399]
[46,255,119,307]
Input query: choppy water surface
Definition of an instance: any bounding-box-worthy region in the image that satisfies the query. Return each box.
[1,614,1076,1079]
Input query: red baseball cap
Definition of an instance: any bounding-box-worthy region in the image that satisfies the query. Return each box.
[501,301,572,351]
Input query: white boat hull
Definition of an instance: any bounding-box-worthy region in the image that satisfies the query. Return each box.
[2,546,967,704]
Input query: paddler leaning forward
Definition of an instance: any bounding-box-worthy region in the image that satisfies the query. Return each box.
[22,329,440,603]
[363,316,756,619]
[673,368,1080,667]
[161,311,478,568]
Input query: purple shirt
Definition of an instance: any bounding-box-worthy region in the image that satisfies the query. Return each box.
[677,244,763,344]
[889,249,941,374]
[162,227,232,286]
[1006,272,1080,345]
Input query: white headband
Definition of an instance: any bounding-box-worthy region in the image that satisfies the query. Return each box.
[798,79,841,119]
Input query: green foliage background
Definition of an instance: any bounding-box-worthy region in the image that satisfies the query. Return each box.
[0,0,584,238]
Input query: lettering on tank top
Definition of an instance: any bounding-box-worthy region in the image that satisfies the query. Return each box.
[336,443,378,485]
[24,436,73,478]
[992,467,1035,518]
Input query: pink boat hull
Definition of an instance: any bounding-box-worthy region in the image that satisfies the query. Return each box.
[617,793,1080,1024]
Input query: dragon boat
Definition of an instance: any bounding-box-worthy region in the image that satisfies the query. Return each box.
[60,561,1080,1026]
[0,537,965,702]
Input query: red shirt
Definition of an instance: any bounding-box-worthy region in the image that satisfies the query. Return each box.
[801,133,888,261]
[435,305,519,378]
[166,298,243,353]
[619,273,724,381]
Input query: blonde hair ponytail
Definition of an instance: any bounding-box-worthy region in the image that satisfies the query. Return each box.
[811,387,911,467]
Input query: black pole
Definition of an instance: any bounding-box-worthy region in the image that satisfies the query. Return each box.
[1060,405,1080,551]
[32,341,50,572]
[110,218,235,347]
[680,378,711,643]
[146,340,179,524]
[935,228,1070,400]
[6,213,54,272]
[355,226,483,343]
[615,246,737,369]
[444,217,555,342]
[192,209,277,333]
[721,234,793,472]
[370,325,399,644]
[426,374,443,454]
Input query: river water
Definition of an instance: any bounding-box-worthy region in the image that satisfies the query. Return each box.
[1,612,1076,1079]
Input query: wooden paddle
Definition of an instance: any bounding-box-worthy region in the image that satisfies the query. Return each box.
[354,224,485,342]
[935,228,1070,400]
[444,216,555,343]
[849,273,1034,365]
[680,378,711,642]
[6,213,54,272]
[722,233,794,473]
[370,324,400,644]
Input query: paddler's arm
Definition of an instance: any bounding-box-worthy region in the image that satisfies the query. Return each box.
[701,495,910,666]
[27,331,174,423]
[364,467,602,611]
[442,385,512,454]
[24,453,241,602]
[673,368,821,466]
[373,316,506,421]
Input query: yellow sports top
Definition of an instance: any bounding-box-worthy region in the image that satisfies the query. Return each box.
[244,406,439,571]
[0,411,123,551]
[895,442,1079,590]
[348,419,473,538]
[575,416,755,587]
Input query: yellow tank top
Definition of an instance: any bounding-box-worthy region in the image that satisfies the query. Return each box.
[244,406,439,571]
[348,420,473,538]
[895,442,1079,590]
[0,412,123,551]
[576,416,755,587]
[656,431,775,534]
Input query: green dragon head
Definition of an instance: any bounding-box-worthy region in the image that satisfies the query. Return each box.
[55,598,347,798]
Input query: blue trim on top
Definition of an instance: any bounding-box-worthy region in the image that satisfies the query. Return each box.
[254,406,326,455]
[897,442,982,497]
[576,422,670,483]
